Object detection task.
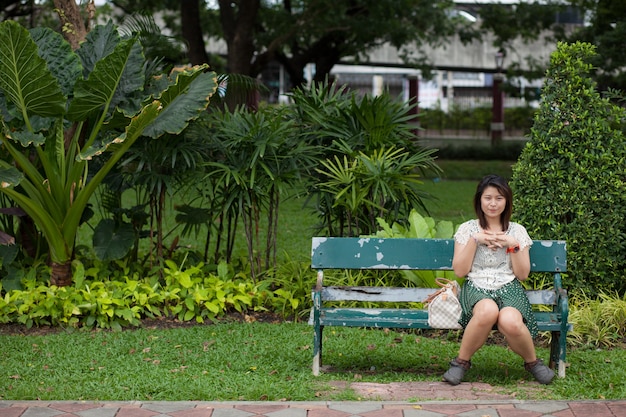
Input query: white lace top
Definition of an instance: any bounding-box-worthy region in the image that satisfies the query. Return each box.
[454,219,533,290]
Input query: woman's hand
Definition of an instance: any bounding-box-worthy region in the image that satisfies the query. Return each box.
[479,231,517,251]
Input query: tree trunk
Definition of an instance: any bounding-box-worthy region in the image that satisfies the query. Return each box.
[53,0,91,50]
[180,0,209,65]
[218,0,260,75]
[50,261,72,287]
[47,0,93,288]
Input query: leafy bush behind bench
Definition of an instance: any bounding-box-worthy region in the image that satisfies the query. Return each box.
[512,42,626,296]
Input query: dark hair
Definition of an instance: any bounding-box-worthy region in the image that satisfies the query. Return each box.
[473,174,513,231]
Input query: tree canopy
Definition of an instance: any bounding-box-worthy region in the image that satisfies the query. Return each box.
[476,1,626,91]
[4,1,626,93]
[100,0,470,88]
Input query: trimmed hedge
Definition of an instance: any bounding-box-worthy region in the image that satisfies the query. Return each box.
[511,42,626,296]
[419,106,537,133]
[433,141,526,161]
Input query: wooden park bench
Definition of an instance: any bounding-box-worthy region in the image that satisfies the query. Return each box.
[309,237,570,377]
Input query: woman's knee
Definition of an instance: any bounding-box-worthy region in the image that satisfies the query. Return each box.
[472,299,499,324]
[497,307,526,335]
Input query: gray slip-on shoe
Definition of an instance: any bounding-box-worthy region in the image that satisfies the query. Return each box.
[443,358,471,385]
[525,359,555,384]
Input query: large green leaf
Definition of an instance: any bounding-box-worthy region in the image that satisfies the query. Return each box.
[435,220,454,239]
[109,40,145,115]
[6,129,46,148]
[30,27,82,98]
[93,219,135,261]
[76,131,122,161]
[76,21,120,75]
[67,37,138,121]
[0,92,14,122]
[76,22,146,116]
[0,21,66,119]
[143,68,217,138]
[0,166,24,188]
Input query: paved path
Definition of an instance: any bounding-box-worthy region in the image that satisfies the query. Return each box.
[2,381,624,417]
[2,399,626,417]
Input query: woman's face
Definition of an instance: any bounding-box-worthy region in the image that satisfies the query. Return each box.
[480,186,506,220]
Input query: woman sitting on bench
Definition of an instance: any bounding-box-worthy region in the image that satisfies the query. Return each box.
[443,174,555,385]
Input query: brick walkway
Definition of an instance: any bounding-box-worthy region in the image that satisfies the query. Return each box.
[2,399,626,417]
[331,380,545,401]
[2,379,625,417]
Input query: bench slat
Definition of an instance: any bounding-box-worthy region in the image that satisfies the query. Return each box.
[319,308,429,328]
[315,309,572,332]
[312,237,567,272]
[534,311,574,331]
[321,286,437,303]
[320,286,558,305]
[312,237,454,270]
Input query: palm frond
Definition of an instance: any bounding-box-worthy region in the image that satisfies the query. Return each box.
[211,73,269,110]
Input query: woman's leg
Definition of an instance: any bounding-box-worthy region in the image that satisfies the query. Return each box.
[443,298,499,385]
[498,306,555,384]
[457,299,499,361]
[497,306,536,362]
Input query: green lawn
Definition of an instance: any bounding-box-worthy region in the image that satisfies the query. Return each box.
[421,179,474,225]
[1,323,624,401]
[430,160,515,181]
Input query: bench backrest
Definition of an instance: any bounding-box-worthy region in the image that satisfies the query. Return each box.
[311,237,567,273]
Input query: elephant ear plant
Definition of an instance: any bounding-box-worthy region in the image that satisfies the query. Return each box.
[0,20,217,286]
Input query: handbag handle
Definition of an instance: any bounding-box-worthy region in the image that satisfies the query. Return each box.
[425,278,461,304]
[435,277,456,287]
[435,277,460,297]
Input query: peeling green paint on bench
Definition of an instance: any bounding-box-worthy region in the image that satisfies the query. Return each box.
[309,237,570,378]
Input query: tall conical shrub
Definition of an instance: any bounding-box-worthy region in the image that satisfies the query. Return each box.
[511,42,626,295]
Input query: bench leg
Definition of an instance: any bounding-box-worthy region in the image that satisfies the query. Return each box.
[312,288,323,376]
[313,324,323,376]
[549,331,558,370]
[549,331,567,378]
[557,329,568,378]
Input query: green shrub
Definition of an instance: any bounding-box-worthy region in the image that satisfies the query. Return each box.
[434,141,526,160]
[568,291,626,348]
[511,42,626,295]
[418,107,446,131]
[0,260,299,329]
[291,81,441,237]
[419,106,536,133]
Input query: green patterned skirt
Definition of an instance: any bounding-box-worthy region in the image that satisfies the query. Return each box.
[458,279,539,338]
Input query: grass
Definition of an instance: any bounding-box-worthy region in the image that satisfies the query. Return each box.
[1,323,625,401]
[430,160,515,181]
[421,179,474,225]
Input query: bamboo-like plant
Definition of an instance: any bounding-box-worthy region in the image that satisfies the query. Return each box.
[203,106,319,280]
[315,145,440,236]
[0,21,217,286]
[290,80,441,237]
